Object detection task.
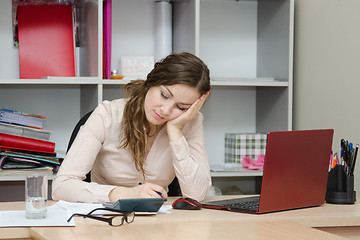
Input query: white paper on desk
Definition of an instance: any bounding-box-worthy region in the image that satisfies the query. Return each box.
[54,200,172,214]
[0,209,75,227]
[158,204,172,214]
[54,200,103,214]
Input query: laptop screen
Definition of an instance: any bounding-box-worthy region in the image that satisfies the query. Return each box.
[258,129,334,213]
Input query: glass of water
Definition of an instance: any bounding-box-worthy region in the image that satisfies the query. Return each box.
[25,173,48,219]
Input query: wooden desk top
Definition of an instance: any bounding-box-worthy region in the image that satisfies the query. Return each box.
[29,220,346,240]
[165,196,360,228]
[0,195,358,240]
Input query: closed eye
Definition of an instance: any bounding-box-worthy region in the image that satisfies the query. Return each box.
[177,105,187,111]
[161,91,168,99]
[161,88,189,111]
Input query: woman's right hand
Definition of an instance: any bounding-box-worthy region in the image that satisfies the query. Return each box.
[108,182,167,202]
[138,182,168,198]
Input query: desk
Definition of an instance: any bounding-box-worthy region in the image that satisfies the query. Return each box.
[1,196,359,240]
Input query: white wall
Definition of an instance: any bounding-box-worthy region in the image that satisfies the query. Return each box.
[293,0,360,194]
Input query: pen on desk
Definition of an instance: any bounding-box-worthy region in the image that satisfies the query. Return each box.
[138,182,163,197]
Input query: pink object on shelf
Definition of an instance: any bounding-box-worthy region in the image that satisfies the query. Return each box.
[242,155,265,170]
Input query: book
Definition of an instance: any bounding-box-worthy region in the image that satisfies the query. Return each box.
[17,5,76,79]
[103,0,112,79]
[0,109,46,129]
[0,146,56,157]
[0,122,51,141]
[0,133,55,156]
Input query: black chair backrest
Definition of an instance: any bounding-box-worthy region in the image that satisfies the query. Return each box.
[66,111,93,153]
[66,111,93,182]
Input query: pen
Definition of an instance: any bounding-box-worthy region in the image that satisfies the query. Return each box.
[341,139,346,165]
[335,153,339,165]
[350,144,358,176]
[138,182,163,197]
[331,156,337,169]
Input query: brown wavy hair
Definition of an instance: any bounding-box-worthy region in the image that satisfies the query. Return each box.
[120,52,210,177]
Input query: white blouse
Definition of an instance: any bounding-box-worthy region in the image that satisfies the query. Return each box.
[52,99,211,203]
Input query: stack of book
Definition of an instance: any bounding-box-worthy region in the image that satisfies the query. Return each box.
[0,108,46,129]
[0,109,62,175]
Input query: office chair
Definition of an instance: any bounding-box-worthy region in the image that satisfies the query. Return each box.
[66,111,93,182]
[66,111,182,196]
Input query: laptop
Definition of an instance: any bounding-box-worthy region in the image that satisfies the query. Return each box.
[202,129,334,214]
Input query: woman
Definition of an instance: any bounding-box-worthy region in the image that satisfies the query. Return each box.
[52,52,211,203]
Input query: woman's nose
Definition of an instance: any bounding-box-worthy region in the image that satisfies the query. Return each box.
[160,103,172,116]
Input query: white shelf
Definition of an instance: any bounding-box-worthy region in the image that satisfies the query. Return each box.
[210,78,288,87]
[101,79,132,85]
[0,78,288,87]
[210,164,263,177]
[0,77,100,85]
[211,170,263,177]
[0,173,56,182]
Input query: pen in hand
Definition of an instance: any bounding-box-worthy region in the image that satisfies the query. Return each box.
[138,182,163,197]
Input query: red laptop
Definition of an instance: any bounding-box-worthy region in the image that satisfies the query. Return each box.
[202,129,334,214]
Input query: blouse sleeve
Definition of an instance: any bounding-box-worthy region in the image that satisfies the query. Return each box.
[52,102,116,203]
[169,113,212,201]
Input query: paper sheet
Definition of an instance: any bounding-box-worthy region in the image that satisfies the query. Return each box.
[0,209,75,227]
[158,204,172,214]
[54,200,103,214]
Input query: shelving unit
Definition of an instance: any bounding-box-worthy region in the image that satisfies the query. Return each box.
[0,0,294,193]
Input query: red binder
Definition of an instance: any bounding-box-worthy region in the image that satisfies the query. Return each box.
[17,5,76,79]
[0,133,55,155]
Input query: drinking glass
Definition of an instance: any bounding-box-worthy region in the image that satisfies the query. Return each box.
[25,173,48,219]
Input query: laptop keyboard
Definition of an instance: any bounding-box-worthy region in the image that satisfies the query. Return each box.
[223,200,259,212]
[205,196,260,213]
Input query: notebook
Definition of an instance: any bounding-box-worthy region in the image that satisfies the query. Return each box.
[202,129,334,214]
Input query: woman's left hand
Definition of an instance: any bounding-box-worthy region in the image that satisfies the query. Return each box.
[166,91,210,141]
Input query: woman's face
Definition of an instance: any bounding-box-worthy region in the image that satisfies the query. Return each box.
[144,84,201,127]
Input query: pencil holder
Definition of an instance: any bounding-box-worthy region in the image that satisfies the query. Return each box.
[326,165,356,204]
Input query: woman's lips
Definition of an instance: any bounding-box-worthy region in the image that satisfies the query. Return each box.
[154,111,164,120]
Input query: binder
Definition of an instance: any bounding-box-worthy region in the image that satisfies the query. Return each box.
[0,133,55,155]
[0,151,61,169]
[17,5,76,79]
